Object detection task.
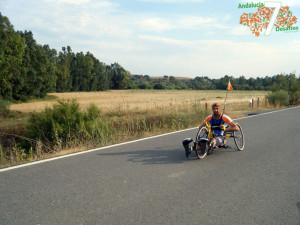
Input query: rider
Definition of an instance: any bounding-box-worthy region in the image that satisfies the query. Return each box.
[199,102,239,150]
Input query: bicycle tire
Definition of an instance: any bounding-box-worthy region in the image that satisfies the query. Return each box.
[195,127,209,141]
[233,123,245,151]
[195,127,209,159]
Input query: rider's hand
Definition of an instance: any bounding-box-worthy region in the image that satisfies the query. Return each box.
[221,125,226,131]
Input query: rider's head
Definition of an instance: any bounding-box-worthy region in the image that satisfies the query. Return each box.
[212,103,221,116]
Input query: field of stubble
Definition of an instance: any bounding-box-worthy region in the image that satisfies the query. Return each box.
[10,90,270,117]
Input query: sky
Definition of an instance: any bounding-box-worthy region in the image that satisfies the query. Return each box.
[1,0,300,79]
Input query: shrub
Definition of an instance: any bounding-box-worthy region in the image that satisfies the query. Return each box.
[0,97,10,117]
[268,90,289,106]
[138,82,151,89]
[289,91,300,105]
[153,83,165,89]
[26,99,103,151]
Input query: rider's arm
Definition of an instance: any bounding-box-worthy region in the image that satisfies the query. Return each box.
[225,121,239,132]
[200,115,212,128]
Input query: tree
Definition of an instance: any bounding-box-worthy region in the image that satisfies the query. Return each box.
[262,76,273,90]
[153,83,165,89]
[144,75,150,81]
[169,76,177,84]
[0,13,25,100]
[90,56,109,91]
[17,30,56,99]
[272,74,289,92]
[56,46,74,92]
[288,74,300,105]
[217,75,231,89]
[108,63,130,89]
[238,76,246,85]
[70,52,94,91]
[138,81,151,89]
[42,44,57,93]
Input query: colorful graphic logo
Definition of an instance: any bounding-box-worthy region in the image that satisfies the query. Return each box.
[239,1,298,36]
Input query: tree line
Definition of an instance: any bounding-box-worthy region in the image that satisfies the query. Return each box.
[0,13,130,101]
[1,13,300,103]
[129,74,299,92]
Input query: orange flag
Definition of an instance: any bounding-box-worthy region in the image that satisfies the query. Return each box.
[227,80,233,91]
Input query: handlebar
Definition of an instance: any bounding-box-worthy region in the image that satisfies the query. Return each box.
[211,126,228,131]
[211,126,222,130]
[204,122,227,132]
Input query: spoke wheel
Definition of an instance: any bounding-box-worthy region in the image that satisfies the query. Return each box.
[233,123,245,151]
[195,127,209,159]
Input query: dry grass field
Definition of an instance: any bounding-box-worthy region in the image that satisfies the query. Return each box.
[10,90,271,117]
[2,90,273,167]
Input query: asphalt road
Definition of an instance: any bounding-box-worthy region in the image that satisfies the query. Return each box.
[1,107,300,225]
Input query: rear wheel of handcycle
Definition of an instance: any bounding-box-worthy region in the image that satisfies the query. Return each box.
[195,127,209,159]
[233,123,245,151]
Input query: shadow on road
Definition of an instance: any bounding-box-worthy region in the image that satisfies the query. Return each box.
[97,143,239,165]
[97,147,188,165]
[297,202,300,211]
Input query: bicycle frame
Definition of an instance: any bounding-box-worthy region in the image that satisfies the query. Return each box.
[205,122,232,141]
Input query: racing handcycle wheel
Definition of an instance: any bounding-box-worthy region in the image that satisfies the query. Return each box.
[233,123,245,151]
[195,127,209,159]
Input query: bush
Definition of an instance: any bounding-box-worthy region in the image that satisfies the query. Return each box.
[138,82,151,89]
[268,90,289,106]
[289,91,300,105]
[25,99,103,151]
[0,97,10,117]
[153,83,165,89]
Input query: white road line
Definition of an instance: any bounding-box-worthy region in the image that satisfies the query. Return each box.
[235,106,300,120]
[0,127,196,173]
[1,106,299,173]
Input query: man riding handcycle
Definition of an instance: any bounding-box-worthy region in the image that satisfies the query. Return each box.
[183,102,245,159]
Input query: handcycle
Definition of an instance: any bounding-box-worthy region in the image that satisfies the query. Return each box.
[182,122,245,159]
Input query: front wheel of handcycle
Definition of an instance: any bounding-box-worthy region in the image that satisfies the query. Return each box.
[195,127,209,159]
[233,123,245,151]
